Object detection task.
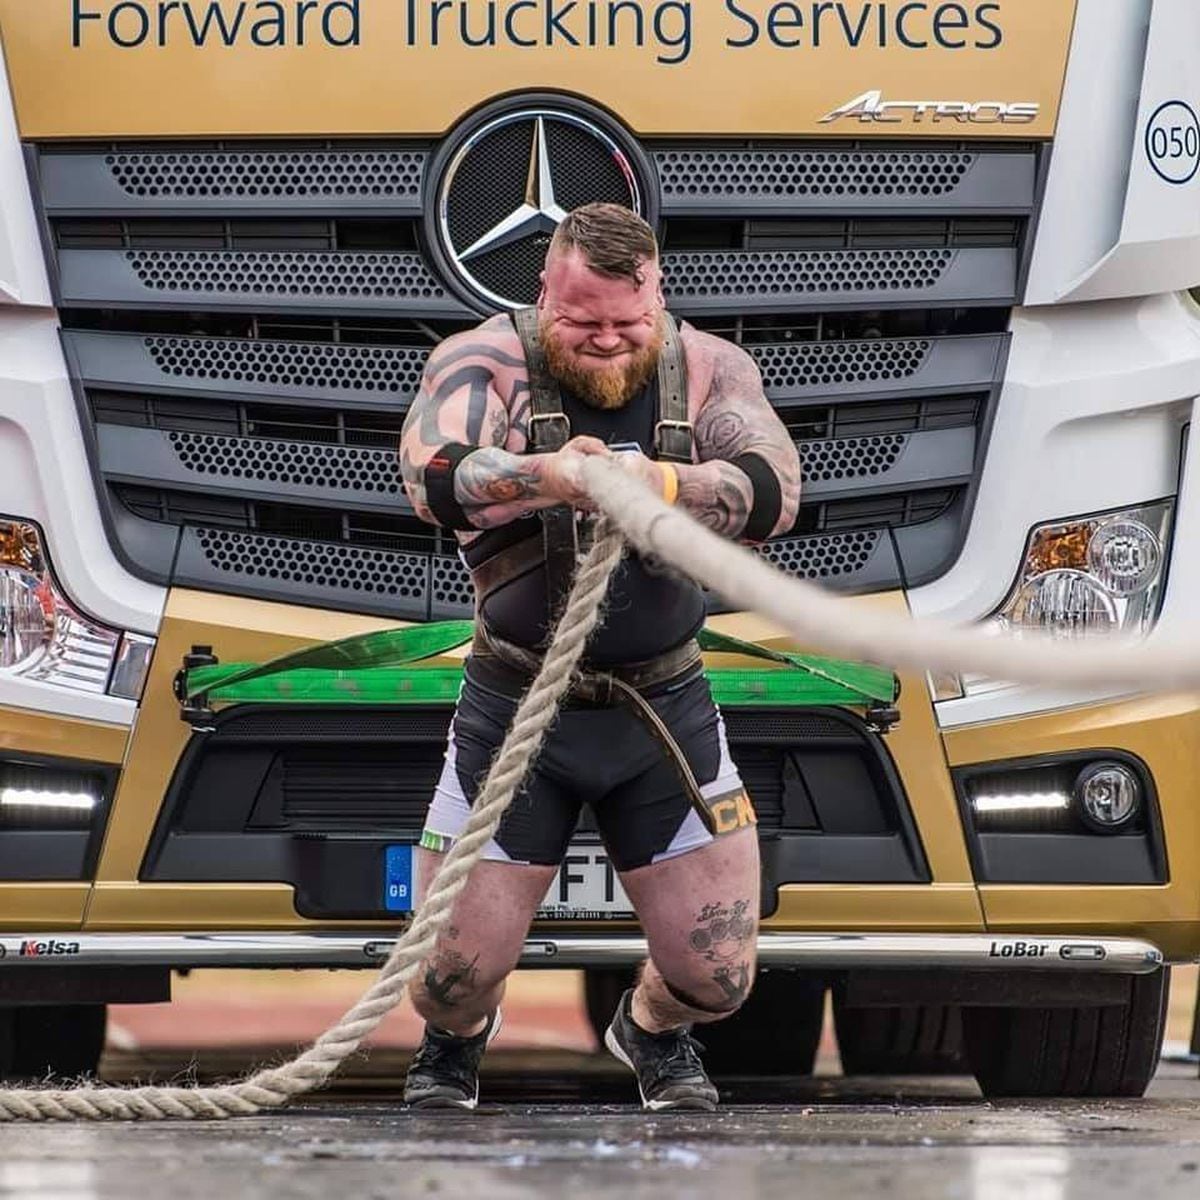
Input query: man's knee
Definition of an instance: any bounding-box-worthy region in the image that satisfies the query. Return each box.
[412,945,507,1021]
[661,958,757,1020]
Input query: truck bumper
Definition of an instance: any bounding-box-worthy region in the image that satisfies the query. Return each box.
[0,932,1166,972]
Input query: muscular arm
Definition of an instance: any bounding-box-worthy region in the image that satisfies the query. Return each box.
[399,330,559,531]
[674,342,802,539]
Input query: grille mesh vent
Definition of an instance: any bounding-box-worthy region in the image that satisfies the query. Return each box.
[145,336,426,393]
[106,150,425,199]
[800,435,907,482]
[664,249,954,299]
[195,528,428,598]
[657,150,975,200]
[432,556,474,608]
[750,338,931,390]
[760,531,880,580]
[170,432,403,495]
[127,250,449,301]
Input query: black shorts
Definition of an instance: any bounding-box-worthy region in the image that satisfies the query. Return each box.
[421,657,750,872]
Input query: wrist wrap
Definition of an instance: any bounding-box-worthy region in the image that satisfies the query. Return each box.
[730,453,783,542]
[424,443,479,531]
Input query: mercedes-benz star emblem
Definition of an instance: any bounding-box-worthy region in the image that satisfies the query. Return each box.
[435,106,645,311]
[458,117,568,264]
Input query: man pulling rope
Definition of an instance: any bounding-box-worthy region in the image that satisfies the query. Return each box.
[398,203,803,1112]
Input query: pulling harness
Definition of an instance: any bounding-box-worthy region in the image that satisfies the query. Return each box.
[469,308,731,832]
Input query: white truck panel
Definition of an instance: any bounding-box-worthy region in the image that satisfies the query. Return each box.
[0,36,50,308]
[1027,0,1200,305]
[911,292,1200,726]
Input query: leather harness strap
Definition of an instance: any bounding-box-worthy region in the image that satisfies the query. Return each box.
[511,306,578,636]
[654,313,693,464]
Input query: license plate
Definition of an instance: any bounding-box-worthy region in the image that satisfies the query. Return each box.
[383,844,415,913]
[383,842,634,919]
[537,842,634,920]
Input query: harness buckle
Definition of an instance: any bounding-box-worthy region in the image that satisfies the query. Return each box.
[654,418,694,458]
[528,412,572,449]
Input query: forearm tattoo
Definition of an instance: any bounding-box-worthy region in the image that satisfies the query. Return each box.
[683,344,802,539]
[453,447,550,529]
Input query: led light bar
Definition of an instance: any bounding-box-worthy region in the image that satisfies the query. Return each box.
[970,791,1072,815]
[0,787,97,812]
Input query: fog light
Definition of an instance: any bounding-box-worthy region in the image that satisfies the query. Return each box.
[1074,763,1141,831]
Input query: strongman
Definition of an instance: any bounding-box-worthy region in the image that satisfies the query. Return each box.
[398,203,801,1110]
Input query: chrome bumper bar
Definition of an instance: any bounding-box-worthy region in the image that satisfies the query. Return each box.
[0,933,1164,973]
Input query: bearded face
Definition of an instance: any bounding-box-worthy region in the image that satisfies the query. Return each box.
[536,246,668,411]
[540,313,665,411]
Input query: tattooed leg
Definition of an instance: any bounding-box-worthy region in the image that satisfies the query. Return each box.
[618,827,760,1031]
[409,849,557,1036]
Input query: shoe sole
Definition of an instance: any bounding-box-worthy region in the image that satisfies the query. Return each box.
[404,1009,504,1111]
[604,1024,718,1113]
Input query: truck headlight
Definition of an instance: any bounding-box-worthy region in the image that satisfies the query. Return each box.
[0,518,153,698]
[995,502,1173,640]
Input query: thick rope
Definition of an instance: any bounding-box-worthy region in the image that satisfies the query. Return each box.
[0,522,627,1122]
[580,458,1200,692]
[3,457,1196,1122]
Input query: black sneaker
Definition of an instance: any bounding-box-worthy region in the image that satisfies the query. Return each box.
[604,989,719,1111]
[403,1010,502,1110]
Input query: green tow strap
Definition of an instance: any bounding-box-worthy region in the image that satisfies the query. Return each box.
[184,620,896,710]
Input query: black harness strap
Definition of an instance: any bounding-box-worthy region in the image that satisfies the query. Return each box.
[512,306,577,636]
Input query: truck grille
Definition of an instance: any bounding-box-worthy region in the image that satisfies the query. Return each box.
[30,134,1040,617]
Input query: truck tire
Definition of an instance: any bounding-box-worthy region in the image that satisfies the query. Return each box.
[834,1000,966,1076]
[4,1005,107,1081]
[584,968,824,1077]
[962,968,1170,1098]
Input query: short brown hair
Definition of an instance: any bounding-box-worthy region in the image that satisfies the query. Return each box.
[548,203,659,286]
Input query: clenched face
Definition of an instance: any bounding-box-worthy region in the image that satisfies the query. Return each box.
[538,247,666,411]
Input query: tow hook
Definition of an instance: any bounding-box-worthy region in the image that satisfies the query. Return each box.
[865,700,901,734]
[174,645,220,731]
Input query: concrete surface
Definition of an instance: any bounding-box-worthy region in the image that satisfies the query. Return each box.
[0,968,1192,1198]
[1,1059,1199,1199]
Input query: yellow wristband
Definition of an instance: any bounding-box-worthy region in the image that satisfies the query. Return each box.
[659,462,679,506]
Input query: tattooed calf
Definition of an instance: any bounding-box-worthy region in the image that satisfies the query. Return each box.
[712,962,752,1008]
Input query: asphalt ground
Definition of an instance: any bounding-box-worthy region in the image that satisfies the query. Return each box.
[0,969,1195,1199]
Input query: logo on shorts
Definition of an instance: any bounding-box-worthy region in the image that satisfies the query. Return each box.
[706,789,757,836]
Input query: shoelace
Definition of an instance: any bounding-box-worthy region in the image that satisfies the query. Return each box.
[652,1032,709,1086]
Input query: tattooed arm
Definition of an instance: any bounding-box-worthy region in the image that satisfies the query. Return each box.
[399,327,608,530]
[670,339,801,539]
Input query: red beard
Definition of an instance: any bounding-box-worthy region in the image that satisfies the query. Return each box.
[539,316,665,411]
